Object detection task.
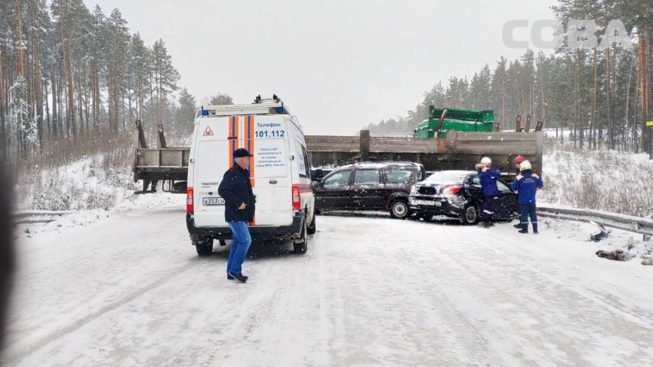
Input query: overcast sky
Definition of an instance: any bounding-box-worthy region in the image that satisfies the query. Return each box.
[83,0,556,135]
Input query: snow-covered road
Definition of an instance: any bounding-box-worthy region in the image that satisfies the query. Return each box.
[4,204,653,366]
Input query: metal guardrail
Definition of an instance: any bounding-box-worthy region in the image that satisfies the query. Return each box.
[537,205,653,238]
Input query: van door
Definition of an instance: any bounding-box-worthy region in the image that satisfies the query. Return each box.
[317,169,353,209]
[351,168,385,210]
[193,116,231,228]
[249,115,293,227]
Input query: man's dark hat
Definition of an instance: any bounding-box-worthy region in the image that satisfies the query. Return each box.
[234,148,252,158]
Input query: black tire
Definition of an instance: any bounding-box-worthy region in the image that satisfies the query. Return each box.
[460,205,480,225]
[218,239,227,247]
[389,200,409,219]
[196,239,213,256]
[307,211,317,235]
[293,221,308,254]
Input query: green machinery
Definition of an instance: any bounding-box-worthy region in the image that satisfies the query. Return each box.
[414,107,495,138]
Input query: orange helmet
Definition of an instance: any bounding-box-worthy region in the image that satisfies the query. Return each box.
[514,155,526,164]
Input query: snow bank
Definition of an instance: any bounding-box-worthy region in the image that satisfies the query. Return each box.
[14,154,185,236]
[540,143,653,218]
[543,216,653,264]
[17,191,185,237]
[15,155,138,211]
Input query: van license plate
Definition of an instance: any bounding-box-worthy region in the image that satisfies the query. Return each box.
[203,197,225,206]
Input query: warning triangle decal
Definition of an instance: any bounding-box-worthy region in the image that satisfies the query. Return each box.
[203,126,214,136]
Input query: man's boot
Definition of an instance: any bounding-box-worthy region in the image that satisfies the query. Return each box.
[518,223,528,234]
[228,272,248,283]
[533,223,539,234]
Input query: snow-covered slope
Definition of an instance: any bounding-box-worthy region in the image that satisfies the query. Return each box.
[16,155,136,211]
[540,144,653,218]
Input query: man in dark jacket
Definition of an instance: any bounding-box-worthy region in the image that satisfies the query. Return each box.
[475,156,501,227]
[511,160,544,234]
[218,148,256,283]
[512,155,526,228]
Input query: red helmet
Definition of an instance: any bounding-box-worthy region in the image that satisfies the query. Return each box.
[514,155,526,164]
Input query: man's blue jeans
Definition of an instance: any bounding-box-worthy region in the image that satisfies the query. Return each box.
[227,221,251,275]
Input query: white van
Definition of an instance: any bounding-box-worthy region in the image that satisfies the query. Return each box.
[186,97,316,256]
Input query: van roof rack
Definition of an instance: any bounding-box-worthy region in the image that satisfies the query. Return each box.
[199,95,290,117]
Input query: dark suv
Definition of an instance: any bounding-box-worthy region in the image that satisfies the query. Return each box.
[312,162,425,219]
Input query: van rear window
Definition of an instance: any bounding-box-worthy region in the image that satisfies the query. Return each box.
[197,141,229,183]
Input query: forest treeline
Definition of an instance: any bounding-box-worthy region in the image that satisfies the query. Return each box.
[367,0,653,153]
[0,0,224,166]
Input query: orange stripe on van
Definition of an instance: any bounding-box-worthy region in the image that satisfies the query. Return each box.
[236,116,241,149]
[249,115,256,187]
[228,116,234,165]
[247,115,257,226]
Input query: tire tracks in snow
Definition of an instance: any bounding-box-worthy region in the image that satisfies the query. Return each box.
[476,227,653,328]
[458,225,653,365]
[4,260,198,365]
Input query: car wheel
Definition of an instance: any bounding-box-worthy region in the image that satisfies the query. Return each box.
[307,211,317,235]
[195,239,213,256]
[293,221,308,254]
[389,200,409,219]
[460,205,480,225]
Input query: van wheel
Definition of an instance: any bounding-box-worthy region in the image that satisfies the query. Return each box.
[293,221,308,254]
[389,200,409,219]
[460,205,480,225]
[307,212,317,235]
[196,239,213,256]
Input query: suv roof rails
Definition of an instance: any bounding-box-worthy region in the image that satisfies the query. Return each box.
[353,161,419,166]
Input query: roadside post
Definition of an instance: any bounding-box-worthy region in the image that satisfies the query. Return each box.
[648,121,653,159]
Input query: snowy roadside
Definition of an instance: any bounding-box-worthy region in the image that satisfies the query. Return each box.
[13,153,185,237]
[15,191,185,238]
[540,144,653,218]
[540,217,653,266]
[320,210,653,266]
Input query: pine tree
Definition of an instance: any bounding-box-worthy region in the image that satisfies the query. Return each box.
[151,39,179,127]
[209,93,233,105]
[105,8,130,134]
[8,75,38,153]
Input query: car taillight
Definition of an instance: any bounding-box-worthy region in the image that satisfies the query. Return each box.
[292,186,301,211]
[187,187,194,214]
[442,185,461,196]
